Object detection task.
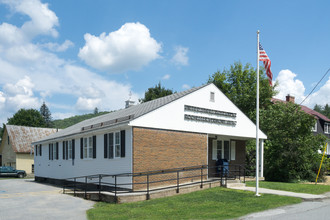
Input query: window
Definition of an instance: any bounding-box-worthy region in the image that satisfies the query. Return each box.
[325,122,330,134]
[63,140,74,160]
[212,139,232,161]
[312,122,317,132]
[104,130,125,159]
[49,143,55,160]
[68,140,73,159]
[115,132,121,158]
[81,136,95,159]
[210,92,215,102]
[83,137,93,159]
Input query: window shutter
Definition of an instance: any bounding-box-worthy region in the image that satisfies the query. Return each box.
[66,141,69,160]
[49,144,51,160]
[72,139,75,160]
[109,133,114,159]
[39,144,42,156]
[80,138,83,159]
[212,140,217,160]
[120,130,125,158]
[93,135,96,159]
[62,141,65,160]
[56,142,59,160]
[35,146,37,156]
[230,141,236,161]
[104,134,108,158]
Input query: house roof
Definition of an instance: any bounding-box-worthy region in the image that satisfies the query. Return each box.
[35,84,209,143]
[271,98,330,122]
[6,125,58,153]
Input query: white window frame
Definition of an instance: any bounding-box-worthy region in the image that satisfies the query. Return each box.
[325,122,330,134]
[114,132,121,158]
[83,137,93,159]
[210,92,215,102]
[68,140,73,159]
[212,139,231,161]
[312,122,317,132]
[53,143,57,160]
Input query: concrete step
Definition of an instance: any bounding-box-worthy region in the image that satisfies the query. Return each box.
[226,182,246,188]
[225,179,246,188]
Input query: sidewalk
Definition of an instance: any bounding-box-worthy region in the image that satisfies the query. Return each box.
[227,185,327,200]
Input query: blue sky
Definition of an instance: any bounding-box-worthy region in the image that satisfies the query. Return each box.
[0,0,329,125]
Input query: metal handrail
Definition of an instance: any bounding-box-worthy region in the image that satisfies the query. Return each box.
[62,163,246,201]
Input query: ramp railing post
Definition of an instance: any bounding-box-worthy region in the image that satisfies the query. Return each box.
[147,174,150,200]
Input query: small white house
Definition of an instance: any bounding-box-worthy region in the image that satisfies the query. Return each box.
[33,83,266,189]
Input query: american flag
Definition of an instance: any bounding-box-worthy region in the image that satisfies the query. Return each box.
[259,43,273,86]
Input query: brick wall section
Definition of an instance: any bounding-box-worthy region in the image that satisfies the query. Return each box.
[229,140,246,166]
[132,127,207,190]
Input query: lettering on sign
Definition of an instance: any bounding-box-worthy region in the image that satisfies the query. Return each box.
[184,105,236,118]
[184,114,237,126]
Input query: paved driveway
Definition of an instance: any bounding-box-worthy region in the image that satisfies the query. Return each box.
[0,179,95,220]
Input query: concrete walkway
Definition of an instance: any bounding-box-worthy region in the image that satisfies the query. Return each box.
[227,185,327,200]
[0,179,95,220]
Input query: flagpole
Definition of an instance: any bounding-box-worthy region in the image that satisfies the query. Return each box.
[256,30,260,196]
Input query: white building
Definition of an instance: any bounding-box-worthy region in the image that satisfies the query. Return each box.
[33,83,266,189]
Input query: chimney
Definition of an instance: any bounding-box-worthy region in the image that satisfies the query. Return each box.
[286,94,295,103]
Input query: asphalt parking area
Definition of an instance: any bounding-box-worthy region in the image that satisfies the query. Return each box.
[0,179,95,220]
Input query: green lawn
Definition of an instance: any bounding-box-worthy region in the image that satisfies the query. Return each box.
[87,187,301,220]
[246,181,330,194]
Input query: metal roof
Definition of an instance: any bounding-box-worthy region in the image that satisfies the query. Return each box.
[6,125,59,153]
[35,84,209,143]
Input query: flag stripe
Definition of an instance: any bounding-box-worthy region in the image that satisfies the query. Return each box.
[259,43,273,86]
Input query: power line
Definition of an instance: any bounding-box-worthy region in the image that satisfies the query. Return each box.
[299,68,330,106]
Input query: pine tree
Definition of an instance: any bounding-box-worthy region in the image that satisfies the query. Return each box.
[40,102,53,128]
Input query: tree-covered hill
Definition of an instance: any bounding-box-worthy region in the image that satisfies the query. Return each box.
[53,111,110,129]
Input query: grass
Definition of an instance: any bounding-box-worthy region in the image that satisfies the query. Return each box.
[87,187,301,220]
[246,181,330,194]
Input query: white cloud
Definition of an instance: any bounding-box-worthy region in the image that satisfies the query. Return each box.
[1,76,41,112]
[171,46,189,66]
[304,77,330,107]
[78,22,162,73]
[75,97,102,111]
[274,69,305,104]
[1,0,59,40]
[274,69,330,108]
[42,40,74,52]
[52,112,75,120]
[162,74,170,80]
[0,0,141,125]
[182,84,191,90]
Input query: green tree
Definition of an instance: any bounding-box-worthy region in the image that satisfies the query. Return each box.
[139,82,174,103]
[260,102,326,182]
[208,62,277,121]
[324,104,330,118]
[313,104,330,118]
[7,109,47,128]
[313,104,323,113]
[40,102,53,128]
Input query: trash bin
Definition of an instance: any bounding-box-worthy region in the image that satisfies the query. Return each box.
[216,159,229,176]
